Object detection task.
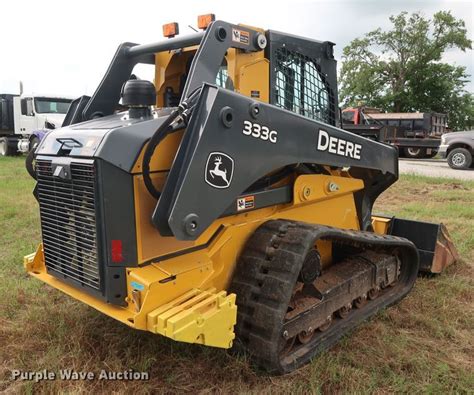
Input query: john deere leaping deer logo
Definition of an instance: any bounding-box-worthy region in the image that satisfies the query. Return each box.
[205,152,234,189]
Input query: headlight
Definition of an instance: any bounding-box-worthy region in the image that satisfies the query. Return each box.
[441,135,446,144]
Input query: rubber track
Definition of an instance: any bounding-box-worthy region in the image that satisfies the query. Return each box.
[230,219,419,374]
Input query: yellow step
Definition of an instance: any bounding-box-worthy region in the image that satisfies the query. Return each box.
[147,288,237,349]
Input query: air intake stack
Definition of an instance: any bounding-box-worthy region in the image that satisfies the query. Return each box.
[122,79,156,119]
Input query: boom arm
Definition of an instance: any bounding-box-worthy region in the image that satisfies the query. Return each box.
[153,84,398,240]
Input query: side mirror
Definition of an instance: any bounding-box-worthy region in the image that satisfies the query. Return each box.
[45,121,56,129]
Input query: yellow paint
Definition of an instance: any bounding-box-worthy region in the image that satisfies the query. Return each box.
[372,216,392,235]
[153,33,269,108]
[24,245,135,326]
[226,49,269,103]
[24,33,381,349]
[154,48,197,107]
[130,130,184,174]
[147,288,236,348]
[26,173,369,348]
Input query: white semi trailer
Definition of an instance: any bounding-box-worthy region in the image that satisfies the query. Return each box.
[0,93,72,156]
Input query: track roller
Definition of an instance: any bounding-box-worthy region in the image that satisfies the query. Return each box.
[230,219,419,374]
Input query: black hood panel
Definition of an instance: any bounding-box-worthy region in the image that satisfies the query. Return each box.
[36,109,175,172]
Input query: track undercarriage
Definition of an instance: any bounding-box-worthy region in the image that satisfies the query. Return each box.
[231,220,419,373]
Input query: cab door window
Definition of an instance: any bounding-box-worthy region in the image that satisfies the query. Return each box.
[342,110,355,124]
[274,48,334,125]
[21,98,34,116]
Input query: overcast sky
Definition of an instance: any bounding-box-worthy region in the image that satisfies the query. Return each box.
[1,0,472,97]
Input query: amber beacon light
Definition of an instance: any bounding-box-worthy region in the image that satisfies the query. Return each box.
[162,22,179,38]
[197,14,215,30]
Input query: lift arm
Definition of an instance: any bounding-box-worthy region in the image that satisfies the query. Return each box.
[153,84,398,240]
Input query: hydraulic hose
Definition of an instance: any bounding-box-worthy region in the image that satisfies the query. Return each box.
[142,107,181,200]
[142,88,202,200]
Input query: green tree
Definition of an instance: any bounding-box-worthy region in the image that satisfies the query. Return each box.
[339,11,473,130]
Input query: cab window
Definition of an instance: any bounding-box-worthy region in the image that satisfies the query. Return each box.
[274,48,334,125]
[342,110,355,124]
[21,98,34,116]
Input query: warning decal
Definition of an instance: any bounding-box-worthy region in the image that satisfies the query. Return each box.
[232,28,250,45]
[237,195,255,211]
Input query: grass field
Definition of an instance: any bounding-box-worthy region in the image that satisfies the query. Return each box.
[0,156,473,394]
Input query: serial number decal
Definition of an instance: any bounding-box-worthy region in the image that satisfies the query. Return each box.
[243,121,278,143]
[317,129,362,160]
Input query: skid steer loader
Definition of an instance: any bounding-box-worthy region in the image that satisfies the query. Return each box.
[24,16,458,373]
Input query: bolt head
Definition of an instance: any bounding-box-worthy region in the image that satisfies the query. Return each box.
[256,34,267,49]
[328,182,340,192]
[183,214,199,235]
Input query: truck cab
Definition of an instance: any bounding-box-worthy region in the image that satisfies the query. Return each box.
[0,94,72,156]
[14,95,71,135]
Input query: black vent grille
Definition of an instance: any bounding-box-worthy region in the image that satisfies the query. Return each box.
[274,48,336,125]
[36,159,101,291]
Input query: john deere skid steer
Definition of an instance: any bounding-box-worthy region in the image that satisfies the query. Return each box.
[24,16,458,373]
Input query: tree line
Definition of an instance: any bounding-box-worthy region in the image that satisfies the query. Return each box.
[339,11,473,131]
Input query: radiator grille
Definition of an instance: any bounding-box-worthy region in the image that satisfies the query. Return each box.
[36,159,101,291]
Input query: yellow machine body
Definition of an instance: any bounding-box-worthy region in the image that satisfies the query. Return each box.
[26,169,367,348]
[26,35,279,348]
[24,21,457,358]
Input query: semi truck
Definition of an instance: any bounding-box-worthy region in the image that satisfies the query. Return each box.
[0,93,72,156]
[341,106,448,158]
